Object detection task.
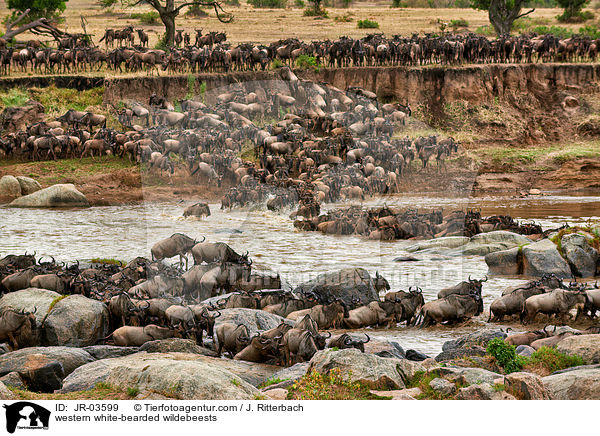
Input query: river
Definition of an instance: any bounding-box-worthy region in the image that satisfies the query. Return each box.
[1,192,599,355]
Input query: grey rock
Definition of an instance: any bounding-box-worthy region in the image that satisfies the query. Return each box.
[516,345,535,357]
[0,347,93,377]
[308,348,424,389]
[442,330,507,352]
[504,372,552,400]
[556,334,600,364]
[16,176,41,195]
[561,233,599,278]
[543,368,600,399]
[9,184,89,208]
[435,346,487,362]
[139,338,215,356]
[433,367,502,386]
[213,308,292,336]
[522,239,572,278]
[83,345,139,360]
[0,372,26,389]
[42,295,110,347]
[405,237,470,253]
[0,381,16,399]
[0,352,63,392]
[0,175,22,198]
[429,377,457,396]
[262,362,309,386]
[485,247,520,275]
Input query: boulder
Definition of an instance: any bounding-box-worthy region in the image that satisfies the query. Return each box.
[0,175,22,198]
[61,352,278,392]
[516,345,535,357]
[265,388,288,400]
[485,247,520,275]
[292,268,381,306]
[429,377,457,396]
[456,383,516,400]
[561,233,599,278]
[0,347,93,381]
[371,388,421,400]
[42,295,109,347]
[60,352,261,399]
[82,345,139,360]
[0,381,16,400]
[405,237,470,253]
[308,348,424,390]
[139,338,215,356]
[213,308,292,336]
[432,367,502,386]
[9,184,89,208]
[442,329,507,352]
[556,334,600,364]
[0,353,63,392]
[262,362,309,386]
[522,239,572,278]
[0,372,26,390]
[458,231,532,256]
[364,339,405,359]
[504,372,552,400]
[543,368,600,399]
[16,176,41,195]
[435,347,487,362]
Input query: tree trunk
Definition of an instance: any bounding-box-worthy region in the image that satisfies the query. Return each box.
[488,0,534,37]
[160,12,176,47]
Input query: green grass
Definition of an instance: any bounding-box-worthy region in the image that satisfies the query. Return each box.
[0,88,29,108]
[475,142,600,167]
[231,379,241,386]
[48,295,68,313]
[29,86,105,116]
[126,386,140,397]
[258,377,289,389]
[130,12,160,24]
[295,55,321,71]
[405,370,466,400]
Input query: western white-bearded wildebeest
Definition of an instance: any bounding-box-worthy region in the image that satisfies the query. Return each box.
[416,293,483,327]
[1,268,36,293]
[216,291,260,309]
[234,273,281,292]
[128,275,184,299]
[56,109,86,127]
[215,323,250,357]
[108,293,147,327]
[582,288,600,318]
[489,283,547,322]
[344,300,402,329]
[301,299,349,330]
[0,253,36,269]
[437,276,487,299]
[183,202,211,218]
[191,242,251,265]
[521,289,589,325]
[80,139,110,159]
[191,162,221,186]
[195,262,252,300]
[151,233,202,269]
[233,334,283,363]
[30,273,71,294]
[258,290,292,308]
[327,333,370,352]
[504,326,553,346]
[281,328,320,366]
[263,297,314,318]
[384,287,425,326]
[530,330,576,350]
[0,307,37,349]
[79,112,107,130]
[109,324,177,346]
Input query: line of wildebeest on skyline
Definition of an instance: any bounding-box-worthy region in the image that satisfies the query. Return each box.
[1,27,600,76]
[1,232,599,366]
[0,68,461,223]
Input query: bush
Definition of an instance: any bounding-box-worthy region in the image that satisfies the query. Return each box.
[248,0,287,8]
[287,369,384,400]
[271,59,285,69]
[334,12,353,22]
[450,18,469,29]
[130,12,160,24]
[154,34,169,50]
[295,0,305,6]
[7,0,66,22]
[357,19,379,29]
[524,347,586,374]
[391,0,407,7]
[97,0,118,9]
[295,54,320,71]
[486,338,525,374]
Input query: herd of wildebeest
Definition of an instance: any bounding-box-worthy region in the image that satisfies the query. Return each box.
[1,66,463,223]
[1,28,600,75]
[0,233,599,366]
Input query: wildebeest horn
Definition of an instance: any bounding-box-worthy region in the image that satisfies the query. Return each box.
[482,275,488,282]
[361,333,370,343]
[323,331,331,339]
[247,258,252,266]
[468,275,472,282]
[213,310,221,318]
[343,335,353,345]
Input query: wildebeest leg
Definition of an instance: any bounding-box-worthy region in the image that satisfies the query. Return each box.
[7,332,18,350]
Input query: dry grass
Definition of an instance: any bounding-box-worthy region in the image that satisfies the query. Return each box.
[0,0,589,48]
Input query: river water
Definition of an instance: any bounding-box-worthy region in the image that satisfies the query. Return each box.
[1,192,599,355]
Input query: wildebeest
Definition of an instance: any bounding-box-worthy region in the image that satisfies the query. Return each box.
[191,242,251,265]
[215,323,250,357]
[108,324,177,346]
[233,333,282,363]
[417,292,483,327]
[384,287,424,325]
[489,282,546,322]
[437,276,487,299]
[343,301,402,329]
[521,289,589,325]
[151,233,202,268]
[0,307,37,349]
[327,333,370,352]
[183,202,211,218]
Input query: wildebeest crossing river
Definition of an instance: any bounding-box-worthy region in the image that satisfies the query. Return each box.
[1,192,599,355]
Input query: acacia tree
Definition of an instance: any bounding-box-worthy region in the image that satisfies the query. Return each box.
[471,0,535,37]
[6,0,68,21]
[125,0,233,47]
[557,0,589,22]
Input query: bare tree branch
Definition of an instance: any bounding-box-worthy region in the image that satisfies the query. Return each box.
[516,7,535,19]
[5,8,32,33]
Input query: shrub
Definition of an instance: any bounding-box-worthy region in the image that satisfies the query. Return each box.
[130,12,160,25]
[357,19,379,29]
[391,0,407,7]
[271,59,285,69]
[295,0,305,6]
[248,0,287,8]
[334,12,353,22]
[126,387,139,397]
[486,338,525,374]
[155,34,169,51]
[450,18,469,29]
[524,346,586,374]
[295,54,320,71]
[287,369,384,400]
[303,6,329,17]
[580,24,600,38]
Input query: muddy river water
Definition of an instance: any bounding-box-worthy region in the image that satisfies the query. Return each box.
[1,192,599,355]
